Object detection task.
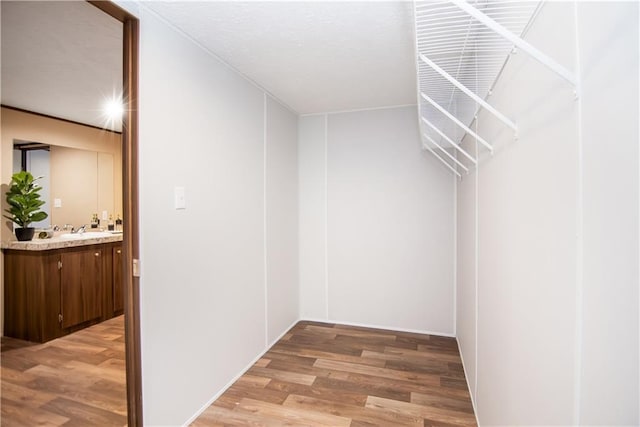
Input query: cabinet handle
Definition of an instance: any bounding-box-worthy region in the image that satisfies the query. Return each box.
[95,252,100,257]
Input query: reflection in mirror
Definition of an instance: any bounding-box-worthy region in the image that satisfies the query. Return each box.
[3,106,123,232]
[13,140,121,231]
[12,142,51,229]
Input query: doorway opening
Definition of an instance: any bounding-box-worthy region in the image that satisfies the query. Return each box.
[0,1,141,425]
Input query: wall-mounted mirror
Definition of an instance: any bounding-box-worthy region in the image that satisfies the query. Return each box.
[6,107,123,230]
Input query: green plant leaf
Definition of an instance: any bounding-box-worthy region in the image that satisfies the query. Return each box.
[4,171,48,228]
[30,212,48,223]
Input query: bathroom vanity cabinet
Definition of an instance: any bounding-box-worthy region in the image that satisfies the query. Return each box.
[3,237,123,343]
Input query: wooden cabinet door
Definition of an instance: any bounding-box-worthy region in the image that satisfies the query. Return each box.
[112,245,124,314]
[60,247,103,329]
[3,251,62,342]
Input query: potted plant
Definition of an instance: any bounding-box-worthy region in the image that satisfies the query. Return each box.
[4,171,48,241]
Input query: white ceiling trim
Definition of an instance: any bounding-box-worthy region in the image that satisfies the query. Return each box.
[299,102,418,117]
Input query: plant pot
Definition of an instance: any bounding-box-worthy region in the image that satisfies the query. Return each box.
[15,227,35,241]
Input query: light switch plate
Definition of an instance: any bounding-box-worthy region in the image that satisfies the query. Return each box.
[174,186,186,210]
[102,210,108,220]
[54,198,62,208]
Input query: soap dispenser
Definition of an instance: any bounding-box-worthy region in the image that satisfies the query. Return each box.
[91,213,99,229]
[108,214,115,231]
[115,214,123,232]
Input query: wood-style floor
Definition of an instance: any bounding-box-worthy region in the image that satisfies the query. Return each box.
[1,315,127,426]
[193,321,477,426]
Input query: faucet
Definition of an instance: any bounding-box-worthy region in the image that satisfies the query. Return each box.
[62,224,73,232]
[72,225,87,234]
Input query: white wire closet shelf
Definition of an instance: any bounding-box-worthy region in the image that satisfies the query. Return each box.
[413,0,576,176]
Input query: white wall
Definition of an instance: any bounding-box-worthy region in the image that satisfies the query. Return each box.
[298,115,328,320]
[455,138,477,403]
[477,4,578,424]
[137,7,298,425]
[265,96,299,345]
[456,2,639,425]
[578,2,639,424]
[299,106,455,335]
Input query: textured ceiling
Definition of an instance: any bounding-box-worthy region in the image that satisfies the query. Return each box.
[1,1,123,131]
[1,1,417,126]
[145,1,418,114]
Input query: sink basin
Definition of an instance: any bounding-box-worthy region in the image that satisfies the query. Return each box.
[60,231,113,239]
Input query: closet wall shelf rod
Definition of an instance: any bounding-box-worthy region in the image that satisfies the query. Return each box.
[423,144,463,178]
[419,53,517,131]
[423,133,470,173]
[420,92,494,153]
[421,117,477,165]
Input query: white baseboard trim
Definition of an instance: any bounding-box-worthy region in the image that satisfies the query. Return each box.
[301,317,456,338]
[182,317,301,427]
[456,337,481,427]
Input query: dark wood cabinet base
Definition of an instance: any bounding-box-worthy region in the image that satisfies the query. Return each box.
[3,241,123,343]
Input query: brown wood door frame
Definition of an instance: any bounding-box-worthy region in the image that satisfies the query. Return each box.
[88,2,142,426]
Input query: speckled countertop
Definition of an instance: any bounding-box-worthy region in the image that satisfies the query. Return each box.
[1,232,123,251]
